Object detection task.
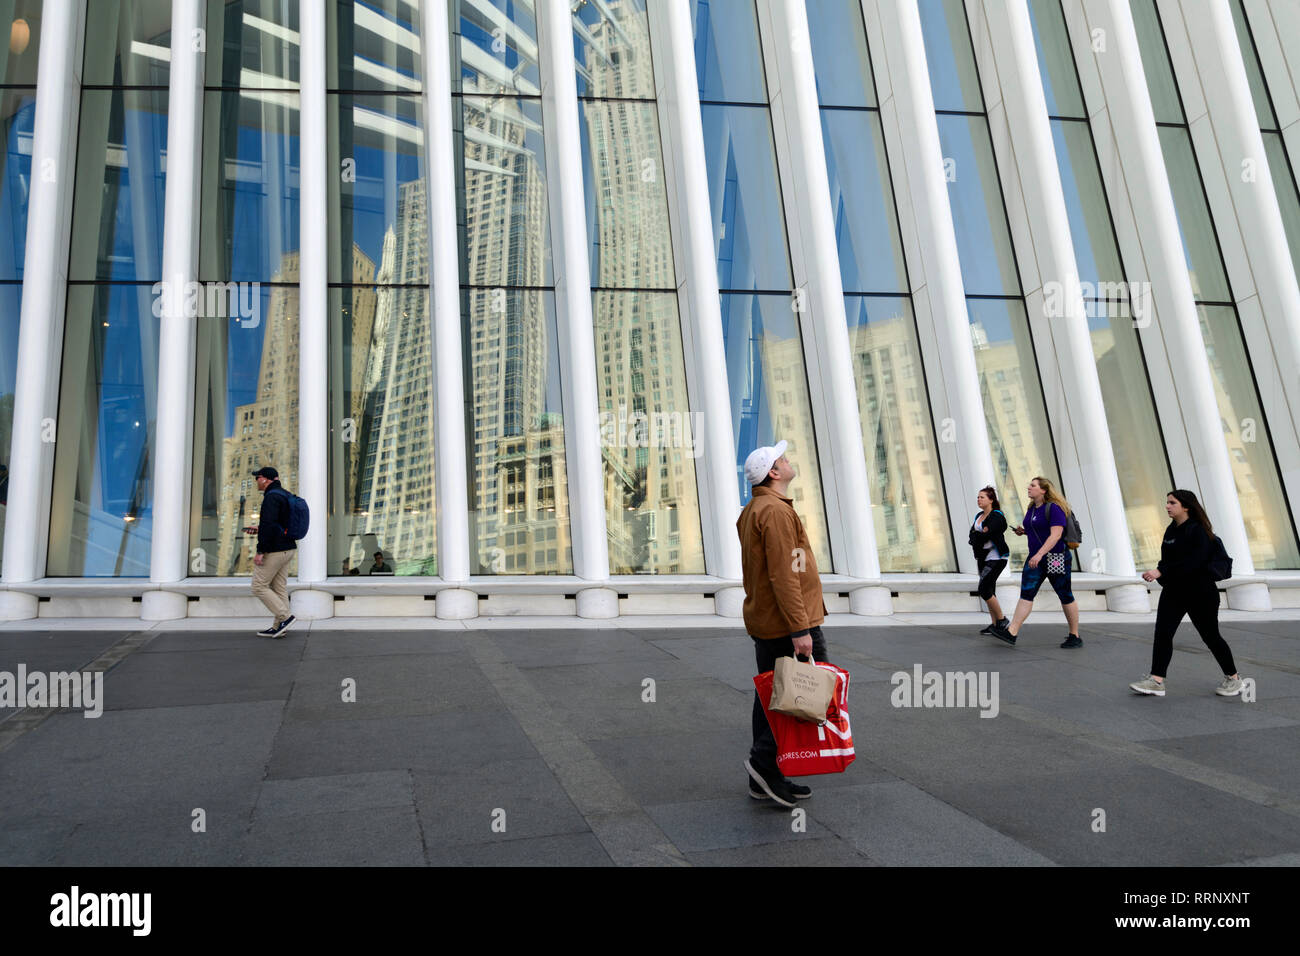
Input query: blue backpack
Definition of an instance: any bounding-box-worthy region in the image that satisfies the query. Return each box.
[271,488,310,541]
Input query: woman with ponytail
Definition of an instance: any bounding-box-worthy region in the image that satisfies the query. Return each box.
[969,486,1009,635]
[1130,490,1243,697]
[990,476,1081,648]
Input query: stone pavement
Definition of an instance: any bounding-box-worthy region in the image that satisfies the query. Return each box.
[1,612,1298,866]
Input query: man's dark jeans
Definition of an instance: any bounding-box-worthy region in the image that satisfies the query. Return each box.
[749,625,828,779]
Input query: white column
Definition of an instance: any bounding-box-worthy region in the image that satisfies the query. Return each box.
[1078,0,1262,605]
[293,0,331,618]
[143,0,206,622]
[0,0,84,619]
[1242,0,1300,188]
[973,0,1140,604]
[537,0,613,617]
[758,0,886,608]
[867,0,997,576]
[648,0,743,615]
[1164,0,1300,519]
[421,0,474,620]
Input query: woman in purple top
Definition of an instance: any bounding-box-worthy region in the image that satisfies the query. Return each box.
[990,476,1081,648]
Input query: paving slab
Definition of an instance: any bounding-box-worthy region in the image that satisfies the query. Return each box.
[424,832,612,866]
[1145,726,1300,796]
[0,630,134,673]
[99,645,301,710]
[242,805,426,866]
[301,629,468,660]
[683,837,876,866]
[644,796,833,853]
[285,654,505,722]
[253,770,415,818]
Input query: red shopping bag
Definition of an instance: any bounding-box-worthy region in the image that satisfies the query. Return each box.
[754,662,854,776]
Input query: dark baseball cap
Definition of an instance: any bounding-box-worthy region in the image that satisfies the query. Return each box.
[251,466,278,479]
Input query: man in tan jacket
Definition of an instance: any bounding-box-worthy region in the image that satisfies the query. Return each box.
[739,440,828,807]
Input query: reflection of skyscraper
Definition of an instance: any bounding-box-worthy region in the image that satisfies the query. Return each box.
[216,255,302,575]
[348,180,437,573]
[462,83,569,573]
[971,324,1035,529]
[585,2,703,573]
[847,311,951,571]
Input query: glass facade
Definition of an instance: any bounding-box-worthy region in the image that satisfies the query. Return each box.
[2,0,1295,594]
[1134,0,1300,569]
[918,0,1060,539]
[695,0,830,570]
[1026,0,1172,567]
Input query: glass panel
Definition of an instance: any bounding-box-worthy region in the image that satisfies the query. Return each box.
[820,109,908,294]
[0,90,37,281]
[457,95,552,288]
[1051,119,1124,292]
[452,0,541,96]
[916,0,984,113]
[48,284,158,575]
[1027,0,1085,118]
[463,288,573,574]
[721,292,830,570]
[573,0,654,100]
[190,285,300,576]
[69,89,169,282]
[1229,0,1276,129]
[595,291,704,573]
[329,286,437,576]
[937,113,1021,296]
[83,0,172,87]
[580,99,675,289]
[330,0,422,92]
[1085,300,1171,567]
[205,0,300,89]
[1197,305,1300,569]
[329,93,426,284]
[199,90,300,283]
[1131,0,1184,125]
[966,297,1058,535]
[845,296,956,572]
[0,0,41,85]
[1158,126,1232,302]
[805,0,875,108]
[700,104,792,290]
[0,282,19,573]
[1264,132,1300,283]
[692,0,765,103]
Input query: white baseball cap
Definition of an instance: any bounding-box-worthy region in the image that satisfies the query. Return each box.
[744,440,788,486]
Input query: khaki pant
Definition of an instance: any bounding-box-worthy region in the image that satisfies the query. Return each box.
[251,550,294,623]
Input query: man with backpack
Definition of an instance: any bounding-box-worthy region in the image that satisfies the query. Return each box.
[249,466,298,638]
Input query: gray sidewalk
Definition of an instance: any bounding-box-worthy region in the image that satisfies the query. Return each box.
[2,616,1298,866]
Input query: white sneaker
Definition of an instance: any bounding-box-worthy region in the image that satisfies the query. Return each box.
[1215,676,1243,697]
[1130,675,1166,696]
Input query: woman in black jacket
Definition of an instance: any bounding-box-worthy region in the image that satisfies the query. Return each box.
[1130,490,1243,697]
[970,486,1009,635]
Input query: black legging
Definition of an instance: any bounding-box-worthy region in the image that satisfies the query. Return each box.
[1151,584,1237,679]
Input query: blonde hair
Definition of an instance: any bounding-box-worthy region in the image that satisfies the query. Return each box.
[1031,476,1071,516]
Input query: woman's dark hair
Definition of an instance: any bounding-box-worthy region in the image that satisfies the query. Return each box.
[1168,489,1213,535]
[978,486,999,510]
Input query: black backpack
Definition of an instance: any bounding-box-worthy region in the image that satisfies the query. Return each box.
[1208,535,1233,582]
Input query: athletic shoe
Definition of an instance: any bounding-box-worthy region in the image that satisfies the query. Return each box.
[1215,676,1243,697]
[272,615,296,639]
[989,623,1016,646]
[786,779,813,799]
[1130,675,1166,696]
[257,623,279,638]
[980,617,1009,636]
[744,758,797,808]
[1060,634,1083,649]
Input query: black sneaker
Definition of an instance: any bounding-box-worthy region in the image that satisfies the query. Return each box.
[272,615,296,638]
[744,759,797,808]
[990,623,1016,646]
[1060,634,1082,649]
[785,779,812,799]
[980,617,1009,636]
[257,623,279,638]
